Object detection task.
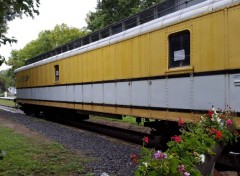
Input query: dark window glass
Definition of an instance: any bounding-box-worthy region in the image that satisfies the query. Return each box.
[100,29,110,39]
[169,30,190,68]
[91,32,99,42]
[54,65,59,82]
[139,8,154,24]
[124,16,137,29]
[112,23,123,34]
[82,36,89,45]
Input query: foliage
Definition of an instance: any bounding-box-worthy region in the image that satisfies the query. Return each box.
[132,108,239,176]
[86,0,164,32]
[0,0,40,63]
[0,99,16,107]
[49,23,88,48]
[0,66,15,93]
[122,116,145,125]
[0,74,7,92]
[0,69,15,88]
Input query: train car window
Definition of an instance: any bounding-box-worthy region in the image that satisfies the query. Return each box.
[168,30,190,68]
[54,65,59,82]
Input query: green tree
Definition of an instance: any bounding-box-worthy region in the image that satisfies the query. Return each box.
[0,69,15,91]
[7,50,25,74]
[0,0,40,64]
[86,0,164,32]
[0,74,7,93]
[49,23,88,48]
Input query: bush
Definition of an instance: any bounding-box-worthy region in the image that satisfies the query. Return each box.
[132,108,239,176]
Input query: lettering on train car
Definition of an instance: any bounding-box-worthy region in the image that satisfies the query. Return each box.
[234,75,240,86]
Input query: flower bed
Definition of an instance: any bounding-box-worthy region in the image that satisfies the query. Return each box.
[132,108,239,176]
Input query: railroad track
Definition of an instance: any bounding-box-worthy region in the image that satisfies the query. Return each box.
[0,104,158,147]
[59,119,148,144]
[44,114,168,149]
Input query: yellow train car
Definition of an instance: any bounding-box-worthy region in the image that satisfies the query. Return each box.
[15,0,240,128]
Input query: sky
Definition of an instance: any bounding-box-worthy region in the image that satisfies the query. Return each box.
[0,0,97,70]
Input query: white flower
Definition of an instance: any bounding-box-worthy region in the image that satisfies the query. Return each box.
[212,107,216,112]
[211,108,219,118]
[220,121,224,128]
[199,154,205,163]
[142,162,148,167]
[200,116,206,122]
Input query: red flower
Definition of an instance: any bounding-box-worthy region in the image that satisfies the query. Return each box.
[210,128,217,134]
[143,136,149,144]
[178,117,184,126]
[216,130,222,139]
[171,135,181,143]
[130,154,139,164]
[210,128,222,140]
[208,110,214,117]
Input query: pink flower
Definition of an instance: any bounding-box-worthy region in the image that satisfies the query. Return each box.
[178,165,190,176]
[226,119,233,126]
[154,150,167,160]
[177,164,185,173]
[184,172,190,176]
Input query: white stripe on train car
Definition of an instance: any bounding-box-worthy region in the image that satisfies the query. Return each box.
[16,73,240,113]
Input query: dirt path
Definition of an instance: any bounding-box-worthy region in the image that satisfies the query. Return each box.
[0,114,50,144]
[1,114,33,135]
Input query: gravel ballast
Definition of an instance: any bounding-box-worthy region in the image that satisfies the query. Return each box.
[0,109,140,176]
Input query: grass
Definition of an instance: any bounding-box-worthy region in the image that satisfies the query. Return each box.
[91,115,147,126]
[122,116,144,125]
[0,126,91,176]
[0,99,16,108]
